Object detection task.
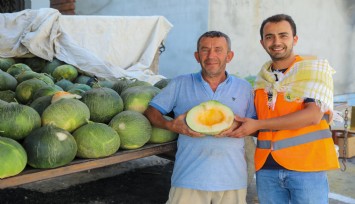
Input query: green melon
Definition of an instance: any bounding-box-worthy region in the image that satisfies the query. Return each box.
[23,125,77,169]
[0,57,16,72]
[67,83,92,92]
[91,80,114,89]
[16,71,39,83]
[30,95,52,116]
[32,85,62,100]
[16,71,54,85]
[81,87,123,123]
[73,122,120,158]
[0,70,18,91]
[15,78,48,104]
[0,102,41,140]
[6,63,32,78]
[54,84,64,91]
[23,57,47,72]
[109,110,152,149]
[121,85,160,113]
[154,78,171,89]
[52,64,78,82]
[41,58,65,75]
[37,73,55,85]
[0,136,27,178]
[0,90,16,102]
[112,77,135,95]
[75,75,92,84]
[55,79,74,91]
[186,100,234,135]
[42,98,90,132]
[67,88,86,96]
[120,79,152,93]
[149,116,178,143]
[0,99,7,105]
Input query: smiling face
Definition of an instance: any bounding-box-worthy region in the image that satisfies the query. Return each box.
[194,36,234,79]
[260,20,298,62]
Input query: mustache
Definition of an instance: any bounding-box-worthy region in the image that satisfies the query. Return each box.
[203,59,221,64]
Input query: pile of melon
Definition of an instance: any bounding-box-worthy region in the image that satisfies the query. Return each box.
[0,56,177,179]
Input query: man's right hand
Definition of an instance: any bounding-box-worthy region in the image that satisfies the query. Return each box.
[169,113,205,138]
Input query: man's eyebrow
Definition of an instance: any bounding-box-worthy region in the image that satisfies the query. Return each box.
[264,32,289,37]
[264,33,274,37]
[278,32,289,35]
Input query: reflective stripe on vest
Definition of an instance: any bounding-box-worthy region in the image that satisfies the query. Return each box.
[258,115,330,133]
[257,129,332,150]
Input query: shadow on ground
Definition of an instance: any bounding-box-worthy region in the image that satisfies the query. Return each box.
[0,158,354,204]
[0,163,173,204]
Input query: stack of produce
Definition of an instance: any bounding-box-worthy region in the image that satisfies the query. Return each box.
[0,56,177,179]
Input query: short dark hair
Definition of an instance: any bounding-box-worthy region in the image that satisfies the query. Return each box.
[260,14,297,39]
[196,31,232,51]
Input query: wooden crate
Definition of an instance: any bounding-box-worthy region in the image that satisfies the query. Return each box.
[333,131,355,158]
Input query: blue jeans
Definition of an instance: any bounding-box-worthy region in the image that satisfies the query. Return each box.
[256,169,329,204]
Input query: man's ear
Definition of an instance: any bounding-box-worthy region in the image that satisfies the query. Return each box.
[260,39,265,49]
[293,35,299,46]
[226,51,234,63]
[194,51,200,63]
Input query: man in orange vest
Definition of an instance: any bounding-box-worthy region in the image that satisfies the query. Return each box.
[222,14,339,203]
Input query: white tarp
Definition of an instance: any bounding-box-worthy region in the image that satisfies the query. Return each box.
[0,8,173,84]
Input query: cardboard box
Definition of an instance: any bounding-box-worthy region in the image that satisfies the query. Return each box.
[334,132,355,158]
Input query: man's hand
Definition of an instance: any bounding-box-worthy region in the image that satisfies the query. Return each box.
[216,115,259,138]
[169,113,205,138]
[144,106,204,138]
[214,120,241,138]
[232,115,260,137]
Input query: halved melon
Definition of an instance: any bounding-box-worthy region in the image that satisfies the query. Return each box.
[186,100,234,135]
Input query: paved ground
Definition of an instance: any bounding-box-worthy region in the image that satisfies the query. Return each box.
[0,156,354,204]
[327,157,355,204]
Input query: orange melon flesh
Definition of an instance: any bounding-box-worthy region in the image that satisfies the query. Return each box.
[51,91,81,103]
[197,108,225,126]
[186,100,234,135]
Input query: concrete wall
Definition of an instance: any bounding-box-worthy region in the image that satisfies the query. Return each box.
[208,0,354,95]
[32,0,354,95]
[345,0,355,95]
[31,0,49,9]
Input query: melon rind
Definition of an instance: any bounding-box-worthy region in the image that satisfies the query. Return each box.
[0,136,27,178]
[109,110,151,149]
[73,122,120,158]
[42,98,90,132]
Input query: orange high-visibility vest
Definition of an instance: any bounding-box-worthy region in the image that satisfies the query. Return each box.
[254,57,339,172]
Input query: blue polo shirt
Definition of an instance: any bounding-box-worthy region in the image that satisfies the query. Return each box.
[149,71,256,191]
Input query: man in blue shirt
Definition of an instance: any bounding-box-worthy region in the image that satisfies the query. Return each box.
[144,31,256,204]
